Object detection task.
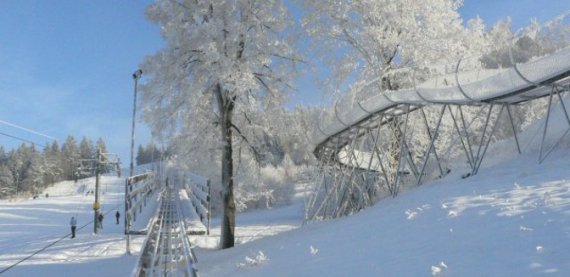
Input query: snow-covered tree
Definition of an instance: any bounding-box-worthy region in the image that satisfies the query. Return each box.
[300,0,475,195]
[141,0,299,248]
[0,165,13,198]
[96,137,107,154]
[61,136,80,180]
[79,137,94,160]
[136,145,145,166]
[299,0,472,103]
[42,143,63,186]
[136,143,164,165]
[19,145,43,194]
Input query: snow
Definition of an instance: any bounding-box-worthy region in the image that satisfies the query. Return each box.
[2,131,570,276]
[0,176,152,276]
[194,146,570,276]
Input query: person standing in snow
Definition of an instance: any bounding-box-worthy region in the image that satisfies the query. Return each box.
[98,213,104,229]
[115,210,120,224]
[70,216,77,238]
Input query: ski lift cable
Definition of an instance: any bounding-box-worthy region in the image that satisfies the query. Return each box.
[0,131,47,148]
[0,119,57,141]
[0,203,122,275]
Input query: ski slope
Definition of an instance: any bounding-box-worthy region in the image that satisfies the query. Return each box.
[1,142,570,276]
[0,176,153,276]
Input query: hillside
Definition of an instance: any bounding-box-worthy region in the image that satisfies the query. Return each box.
[195,148,570,276]
[1,124,569,276]
[0,176,153,276]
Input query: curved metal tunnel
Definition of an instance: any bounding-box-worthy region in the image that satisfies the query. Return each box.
[307,40,570,222]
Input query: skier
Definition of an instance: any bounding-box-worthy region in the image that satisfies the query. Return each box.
[115,210,120,224]
[70,216,77,238]
[98,213,104,229]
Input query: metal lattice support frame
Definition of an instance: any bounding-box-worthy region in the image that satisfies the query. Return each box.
[307,43,570,222]
[539,85,570,163]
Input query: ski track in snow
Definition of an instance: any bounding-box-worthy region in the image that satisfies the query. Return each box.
[1,145,570,276]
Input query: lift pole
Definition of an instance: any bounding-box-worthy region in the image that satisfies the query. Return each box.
[93,148,101,234]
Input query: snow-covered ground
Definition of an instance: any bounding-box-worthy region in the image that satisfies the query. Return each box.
[2,138,570,276]
[0,176,148,276]
[196,147,570,276]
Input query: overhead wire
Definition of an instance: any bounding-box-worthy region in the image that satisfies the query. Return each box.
[0,119,58,148]
[0,131,47,148]
[0,119,57,141]
[0,203,123,275]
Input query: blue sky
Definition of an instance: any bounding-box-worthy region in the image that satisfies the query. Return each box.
[0,0,568,165]
[0,0,162,164]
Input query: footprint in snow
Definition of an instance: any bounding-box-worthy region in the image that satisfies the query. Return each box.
[431,261,448,276]
[520,226,534,232]
[406,209,418,220]
[310,245,318,256]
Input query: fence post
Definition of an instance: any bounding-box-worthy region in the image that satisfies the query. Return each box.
[207,179,211,236]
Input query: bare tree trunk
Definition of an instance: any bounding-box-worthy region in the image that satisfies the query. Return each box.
[388,118,401,196]
[216,84,236,249]
[384,76,401,197]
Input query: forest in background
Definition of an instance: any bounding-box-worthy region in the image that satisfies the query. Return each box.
[0,136,109,199]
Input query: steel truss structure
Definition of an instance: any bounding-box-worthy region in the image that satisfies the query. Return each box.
[307,45,570,222]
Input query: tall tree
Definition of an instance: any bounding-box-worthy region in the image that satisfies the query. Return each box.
[136,144,146,166]
[43,142,63,185]
[96,137,107,154]
[145,144,161,164]
[300,0,477,195]
[79,137,94,160]
[0,146,6,164]
[19,144,43,194]
[61,136,80,180]
[142,0,298,248]
[0,165,13,198]
[6,147,24,194]
[300,0,471,101]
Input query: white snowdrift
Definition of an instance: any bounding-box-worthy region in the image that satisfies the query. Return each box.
[196,147,570,276]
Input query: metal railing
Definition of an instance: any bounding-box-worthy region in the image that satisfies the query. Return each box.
[183,173,211,235]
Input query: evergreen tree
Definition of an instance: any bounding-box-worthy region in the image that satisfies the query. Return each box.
[136,144,145,165]
[19,144,43,194]
[145,143,162,164]
[43,143,63,185]
[61,136,80,180]
[6,147,24,195]
[96,137,107,154]
[0,135,114,198]
[0,146,6,165]
[79,137,94,160]
[0,165,13,198]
